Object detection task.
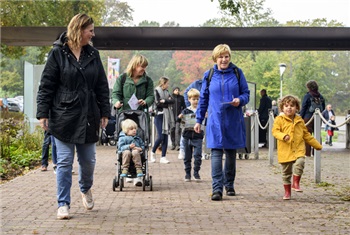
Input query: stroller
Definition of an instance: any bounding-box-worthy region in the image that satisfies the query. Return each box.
[100,115,117,146]
[112,110,153,191]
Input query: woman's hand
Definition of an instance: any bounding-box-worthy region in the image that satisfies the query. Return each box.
[114,101,123,109]
[101,117,109,129]
[194,123,201,133]
[39,118,49,131]
[231,98,240,107]
[160,99,165,103]
[138,99,146,106]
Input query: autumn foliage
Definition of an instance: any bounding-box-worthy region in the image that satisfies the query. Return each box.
[172,51,212,84]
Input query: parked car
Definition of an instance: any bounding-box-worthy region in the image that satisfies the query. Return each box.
[8,100,21,112]
[8,98,23,112]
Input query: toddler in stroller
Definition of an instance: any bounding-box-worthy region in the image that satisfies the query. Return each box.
[113,110,153,191]
[118,119,145,178]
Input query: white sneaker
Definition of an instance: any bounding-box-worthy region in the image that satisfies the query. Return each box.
[81,189,94,210]
[149,152,156,163]
[57,205,69,219]
[125,177,133,183]
[133,177,143,186]
[160,157,170,164]
[178,150,184,160]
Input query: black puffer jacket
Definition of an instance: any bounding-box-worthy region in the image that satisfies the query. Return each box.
[36,32,110,144]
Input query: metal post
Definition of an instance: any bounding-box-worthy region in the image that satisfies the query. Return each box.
[254,112,259,159]
[268,113,275,165]
[280,78,283,99]
[314,110,321,183]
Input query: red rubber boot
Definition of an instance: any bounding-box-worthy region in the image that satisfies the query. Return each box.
[283,184,291,200]
[292,175,303,192]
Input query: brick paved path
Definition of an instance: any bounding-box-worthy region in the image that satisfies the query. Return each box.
[1,145,349,234]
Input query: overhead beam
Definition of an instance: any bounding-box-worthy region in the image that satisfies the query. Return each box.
[1,26,350,50]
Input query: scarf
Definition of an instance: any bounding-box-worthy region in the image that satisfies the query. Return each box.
[155,86,175,134]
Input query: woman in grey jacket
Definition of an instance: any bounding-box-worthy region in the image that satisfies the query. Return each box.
[36,14,110,220]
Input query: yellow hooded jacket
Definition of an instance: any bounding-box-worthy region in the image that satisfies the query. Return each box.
[272,114,322,163]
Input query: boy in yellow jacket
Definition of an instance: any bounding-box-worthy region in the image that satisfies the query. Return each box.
[272,95,322,200]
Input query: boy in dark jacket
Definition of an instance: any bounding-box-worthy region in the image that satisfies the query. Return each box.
[170,87,186,150]
[118,119,145,178]
[178,89,204,182]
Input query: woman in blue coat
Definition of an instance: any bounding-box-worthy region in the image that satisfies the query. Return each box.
[194,44,250,201]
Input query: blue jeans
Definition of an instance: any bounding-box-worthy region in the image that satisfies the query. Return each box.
[41,131,51,167]
[183,138,202,177]
[54,138,96,208]
[51,135,57,165]
[211,149,237,194]
[152,114,168,157]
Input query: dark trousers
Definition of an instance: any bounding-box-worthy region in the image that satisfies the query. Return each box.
[170,122,181,147]
[259,118,268,144]
[41,131,51,167]
[152,114,168,157]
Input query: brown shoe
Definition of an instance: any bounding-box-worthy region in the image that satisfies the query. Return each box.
[41,165,47,171]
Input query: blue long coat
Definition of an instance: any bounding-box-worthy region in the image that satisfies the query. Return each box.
[196,63,250,149]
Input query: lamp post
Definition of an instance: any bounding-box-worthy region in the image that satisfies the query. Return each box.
[279,63,286,99]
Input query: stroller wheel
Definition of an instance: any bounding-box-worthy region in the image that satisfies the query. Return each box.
[109,139,116,146]
[244,154,249,160]
[142,177,146,191]
[112,178,116,191]
[238,154,243,159]
[119,177,123,191]
[149,176,153,191]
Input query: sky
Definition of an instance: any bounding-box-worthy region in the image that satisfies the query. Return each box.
[127,0,350,27]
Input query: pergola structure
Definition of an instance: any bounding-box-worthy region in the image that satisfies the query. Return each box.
[1,26,350,50]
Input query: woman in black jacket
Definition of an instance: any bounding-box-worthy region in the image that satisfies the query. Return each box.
[299,80,325,157]
[36,13,110,220]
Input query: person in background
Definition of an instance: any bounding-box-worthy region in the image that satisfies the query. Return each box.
[257,89,272,146]
[2,96,9,113]
[322,104,336,145]
[300,80,325,157]
[170,87,186,150]
[194,44,250,201]
[179,79,204,160]
[150,76,174,164]
[118,119,145,178]
[272,95,322,200]
[112,54,154,186]
[40,131,51,171]
[178,88,204,182]
[36,13,110,220]
[271,100,279,117]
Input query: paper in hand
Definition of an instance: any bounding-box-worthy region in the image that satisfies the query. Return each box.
[128,94,139,110]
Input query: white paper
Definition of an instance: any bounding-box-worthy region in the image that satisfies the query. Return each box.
[128,94,139,110]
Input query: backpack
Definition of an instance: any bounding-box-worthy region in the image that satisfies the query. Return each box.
[308,97,324,113]
[205,67,241,94]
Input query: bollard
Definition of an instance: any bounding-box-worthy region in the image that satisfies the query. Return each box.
[314,110,322,183]
[254,112,259,159]
[268,112,275,165]
[346,110,350,149]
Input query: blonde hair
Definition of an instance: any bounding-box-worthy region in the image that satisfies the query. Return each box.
[279,95,301,112]
[157,76,169,87]
[212,44,231,62]
[125,54,149,77]
[187,88,200,98]
[66,13,94,50]
[121,119,138,133]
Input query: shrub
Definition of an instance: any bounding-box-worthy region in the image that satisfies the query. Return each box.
[0,114,43,181]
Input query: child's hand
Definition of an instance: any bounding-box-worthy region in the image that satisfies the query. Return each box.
[283,135,290,141]
[178,114,183,119]
[130,143,135,149]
